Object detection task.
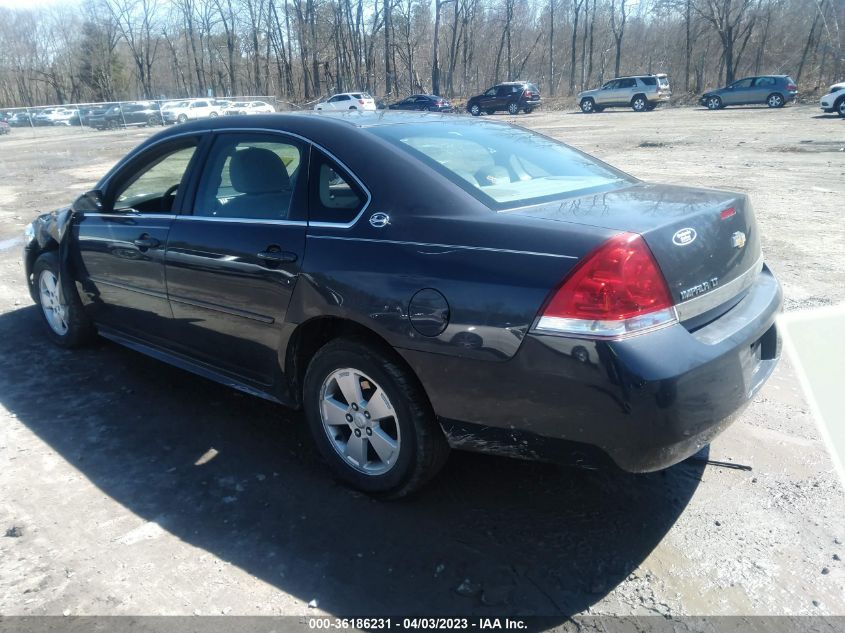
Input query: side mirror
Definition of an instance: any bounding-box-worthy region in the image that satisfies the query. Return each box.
[72,189,104,214]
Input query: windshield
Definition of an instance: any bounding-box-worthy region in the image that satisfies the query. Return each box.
[371,122,632,210]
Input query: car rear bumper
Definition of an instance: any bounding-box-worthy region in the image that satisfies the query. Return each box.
[521,99,542,109]
[403,265,782,472]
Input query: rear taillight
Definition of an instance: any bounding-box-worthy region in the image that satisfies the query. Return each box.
[535,233,677,338]
[787,84,797,91]
[358,99,365,104]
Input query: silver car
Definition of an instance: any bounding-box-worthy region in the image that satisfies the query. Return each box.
[578,74,671,113]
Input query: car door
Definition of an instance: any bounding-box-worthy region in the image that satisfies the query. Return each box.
[615,78,637,104]
[414,95,432,110]
[724,78,754,104]
[752,76,776,103]
[73,135,205,343]
[596,80,618,106]
[477,87,498,110]
[164,131,308,386]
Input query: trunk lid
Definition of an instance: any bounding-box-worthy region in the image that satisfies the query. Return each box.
[508,183,762,317]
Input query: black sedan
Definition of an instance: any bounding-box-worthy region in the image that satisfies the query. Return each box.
[387,94,453,112]
[23,113,781,497]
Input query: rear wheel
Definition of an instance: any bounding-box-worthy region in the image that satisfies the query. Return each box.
[469,103,481,116]
[507,102,520,115]
[303,338,449,498]
[209,111,219,118]
[837,98,845,118]
[146,115,158,126]
[177,114,188,123]
[767,93,785,108]
[706,95,723,110]
[631,95,647,112]
[580,98,596,113]
[33,252,94,349]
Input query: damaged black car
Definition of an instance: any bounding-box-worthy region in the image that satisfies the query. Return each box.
[23,113,782,497]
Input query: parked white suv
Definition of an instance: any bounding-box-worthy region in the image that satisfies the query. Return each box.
[314,92,377,112]
[819,82,845,117]
[163,99,222,124]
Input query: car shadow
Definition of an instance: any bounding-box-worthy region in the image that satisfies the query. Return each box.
[0,306,706,617]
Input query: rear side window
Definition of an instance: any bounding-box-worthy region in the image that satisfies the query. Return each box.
[308,150,367,224]
[754,76,776,87]
[372,122,630,210]
[640,77,657,86]
[194,134,303,220]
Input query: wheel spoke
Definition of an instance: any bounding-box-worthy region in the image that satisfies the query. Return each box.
[322,397,350,427]
[345,433,367,467]
[335,371,363,407]
[366,387,393,421]
[369,427,398,464]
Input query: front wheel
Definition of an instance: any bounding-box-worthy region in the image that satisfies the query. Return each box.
[507,102,520,115]
[767,93,785,108]
[303,339,450,498]
[32,252,94,348]
[706,95,723,110]
[177,114,188,124]
[209,111,219,118]
[837,98,845,118]
[469,103,481,116]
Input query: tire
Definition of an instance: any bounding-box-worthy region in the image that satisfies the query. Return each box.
[32,251,94,349]
[706,95,722,110]
[177,114,188,124]
[766,93,785,108]
[469,103,481,116]
[837,98,845,118]
[209,111,219,118]
[349,106,358,110]
[631,95,647,112]
[507,102,520,115]
[303,338,450,498]
[146,115,158,127]
[580,98,596,113]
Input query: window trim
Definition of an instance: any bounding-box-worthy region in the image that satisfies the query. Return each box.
[191,127,373,229]
[190,131,308,222]
[105,136,205,215]
[307,148,370,228]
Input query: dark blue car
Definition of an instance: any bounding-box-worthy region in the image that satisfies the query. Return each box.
[23,113,781,497]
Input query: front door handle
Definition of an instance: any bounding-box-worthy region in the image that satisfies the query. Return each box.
[133,235,160,248]
[257,247,297,263]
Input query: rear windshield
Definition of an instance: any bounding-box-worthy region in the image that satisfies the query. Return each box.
[371,122,632,210]
[657,75,670,87]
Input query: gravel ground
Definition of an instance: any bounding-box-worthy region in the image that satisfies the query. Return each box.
[0,105,843,620]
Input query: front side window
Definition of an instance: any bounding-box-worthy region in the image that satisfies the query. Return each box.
[484,88,497,96]
[113,142,199,214]
[308,151,366,224]
[371,122,631,210]
[194,134,303,220]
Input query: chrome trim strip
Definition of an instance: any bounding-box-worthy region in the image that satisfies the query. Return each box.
[197,126,372,229]
[675,254,764,321]
[306,234,578,259]
[174,216,307,226]
[83,213,178,220]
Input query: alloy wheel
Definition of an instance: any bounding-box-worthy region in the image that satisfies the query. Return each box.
[768,94,783,108]
[632,97,646,112]
[470,104,480,116]
[39,270,69,336]
[508,102,519,115]
[581,99,594,113]
[319,368,401,476]
[838,100,845,117]
[707,96,721,110]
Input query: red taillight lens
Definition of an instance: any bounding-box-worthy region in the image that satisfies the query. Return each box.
[720,206,736,219]
[787,84,797,91]
[536,233,677,338]
[358,99,365,104]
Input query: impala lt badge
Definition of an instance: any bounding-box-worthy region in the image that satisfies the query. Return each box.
[672,227,697,246]
[731,231,747,249]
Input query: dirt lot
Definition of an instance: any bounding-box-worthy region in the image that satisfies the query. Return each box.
[0,105,843,619]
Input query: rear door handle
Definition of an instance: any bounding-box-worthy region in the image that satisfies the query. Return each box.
[257,248,297,263]
[133,235,160,248]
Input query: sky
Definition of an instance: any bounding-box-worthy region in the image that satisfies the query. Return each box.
[0,0,78,7]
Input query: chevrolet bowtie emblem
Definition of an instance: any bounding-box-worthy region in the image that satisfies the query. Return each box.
[731,231,747,249]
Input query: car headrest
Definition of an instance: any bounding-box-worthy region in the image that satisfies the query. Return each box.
[230,147,290,194]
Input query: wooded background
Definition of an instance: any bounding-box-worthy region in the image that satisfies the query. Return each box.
[0,0,841,108]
